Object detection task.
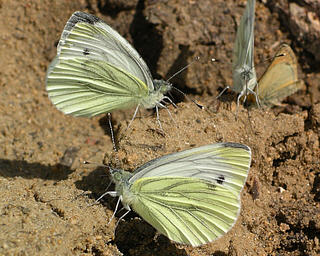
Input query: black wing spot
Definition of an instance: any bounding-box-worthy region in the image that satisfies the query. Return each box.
[83,48,90,56]
[216,175,225,185]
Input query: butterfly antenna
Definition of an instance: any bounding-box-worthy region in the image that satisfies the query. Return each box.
[167,57,218,110]
[254,53,286,69]
[166,56,200,82]
[83,160,108,168]
[171,86,204,109]
[216,86,230,99]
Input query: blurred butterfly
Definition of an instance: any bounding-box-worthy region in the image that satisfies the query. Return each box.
[46,12,173,127]
[102,142,251,246]
[218,0,259,106]
[249,43,303,107]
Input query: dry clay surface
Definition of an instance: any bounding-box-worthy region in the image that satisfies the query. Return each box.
[0,0,319,255]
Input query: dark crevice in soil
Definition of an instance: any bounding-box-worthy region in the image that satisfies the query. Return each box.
[51,206,65,218]
[311,172,320,202]
[265,1,320,74]
[165,45,201,102]
[129,0,163,77]
[275,210,320,254]
[212,252,228,256]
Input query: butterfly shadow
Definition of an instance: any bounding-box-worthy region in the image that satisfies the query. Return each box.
[74,166,112,202]
[129,1,201,109]
[129,0,163,76]
[115,217,231,256]
[165,45,201,102]
[115,217,189,256]
[0,158,74,181]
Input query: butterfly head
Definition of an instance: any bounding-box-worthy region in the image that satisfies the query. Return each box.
[109,168,122,181]
[153,79,172,94]
[109,168,132,187]
[109,167,135,206]
[233,64,257,93]
[239,65,253,80]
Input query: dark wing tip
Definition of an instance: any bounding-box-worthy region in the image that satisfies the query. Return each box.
[71,11,100,25]
[221,142,251,152]
[59,12,102,48]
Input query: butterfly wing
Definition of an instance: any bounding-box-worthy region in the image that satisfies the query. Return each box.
[257,44,303,107]
[130,177,244,246]
[130,143,251,193]
[127,143,251,246]
[46,57,148,116]
[46,12,153,116]
[232,0,257,92]
[57,11,153,88]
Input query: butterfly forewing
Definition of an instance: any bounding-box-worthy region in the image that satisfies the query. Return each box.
[232,0,257,93]
[46,11,160,117]
[130,143,251,194]
[57,12,153,88]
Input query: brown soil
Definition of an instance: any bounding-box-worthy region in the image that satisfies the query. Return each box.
[0,1,319,255]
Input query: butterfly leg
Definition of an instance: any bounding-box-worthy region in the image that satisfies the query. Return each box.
[114,208,131,228]
[235,89,246,119]
[107,113,117,152]
[157,102,176,125]
[163,96,178,108]
[108,196,123,225]
[95,191,118,203]
[126,104,140,131]
[248,86,261,108]
[155,105,163,131]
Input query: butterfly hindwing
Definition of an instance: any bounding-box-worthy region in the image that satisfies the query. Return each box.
[257,44,303,107]
[130,176,242,246]
[46,57,148,116]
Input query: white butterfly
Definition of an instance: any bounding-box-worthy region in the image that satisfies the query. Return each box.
[218,0,259,107]
[46,12,175,127]
[100,142,252,246]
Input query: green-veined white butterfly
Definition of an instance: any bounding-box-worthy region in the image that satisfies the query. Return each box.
[248,43,303,107]
[46,12,173,125]
[102,142,251,246]
[218,0,259,106]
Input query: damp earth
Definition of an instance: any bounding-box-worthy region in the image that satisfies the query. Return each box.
[0,1,319,255]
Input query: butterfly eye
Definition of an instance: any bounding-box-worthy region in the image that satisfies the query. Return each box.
[113,172,122,181]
